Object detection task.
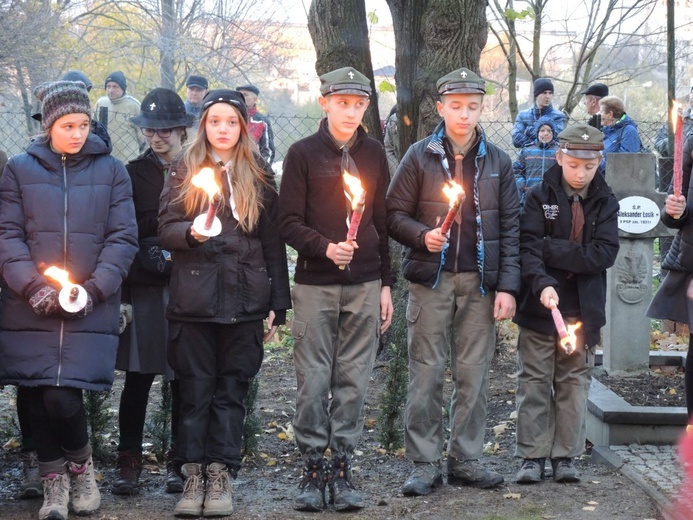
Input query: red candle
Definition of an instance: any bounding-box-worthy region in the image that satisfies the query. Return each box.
[440,181,465,236]
[204,193,222,230]
[550,305,569,341]
[673,104,683,197]
[346,194,365,243]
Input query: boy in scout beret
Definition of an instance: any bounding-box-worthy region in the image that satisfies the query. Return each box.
[278,66,393,512]
[512,124,619,484]
[386,67,520,496]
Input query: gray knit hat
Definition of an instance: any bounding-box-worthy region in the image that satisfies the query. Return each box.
[33,80,92,130]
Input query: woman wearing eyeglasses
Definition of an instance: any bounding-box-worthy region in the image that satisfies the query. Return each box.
[111,88,195,496]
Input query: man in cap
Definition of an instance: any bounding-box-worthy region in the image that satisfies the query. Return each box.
[184,75,209,127]
[580,82,609,130]
[94,71,145,162]
[236,84,275,164]
[513,124,619,484]
[111,88,194,497]
[512,77,567,149]
[386,67,520,496]
[278,66,393,512]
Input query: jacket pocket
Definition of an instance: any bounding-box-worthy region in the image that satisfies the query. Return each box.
[240,264,271,315]
[170,263,220,317]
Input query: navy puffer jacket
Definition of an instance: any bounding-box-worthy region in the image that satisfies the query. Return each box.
[0,133,138,390]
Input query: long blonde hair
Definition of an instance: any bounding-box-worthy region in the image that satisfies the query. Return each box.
[176,104,271,233]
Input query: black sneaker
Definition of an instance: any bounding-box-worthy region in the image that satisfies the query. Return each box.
[515,458,545,484]
[294,458,326,512]
[327,455,363,511]
[551,458,580,483]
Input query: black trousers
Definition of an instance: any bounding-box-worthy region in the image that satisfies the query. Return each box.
[167,320,263,472]
[22,386,89,464]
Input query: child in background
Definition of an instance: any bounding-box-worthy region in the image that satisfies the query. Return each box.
[0,80,137,520]
[512,124,619,484]
[513,117,559,207]
[158,89,291,518]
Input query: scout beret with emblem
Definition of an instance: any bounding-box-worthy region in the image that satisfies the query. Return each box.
[557,124,604,159]
[436,67,486,95]
[201,89,248,122]
[319,67,372,97]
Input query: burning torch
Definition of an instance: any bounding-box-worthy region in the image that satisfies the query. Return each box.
[191,167,223,237]
[44,266,88,313]
[339,170,366,270]
[440,181,465,236]
[549,297,581,355]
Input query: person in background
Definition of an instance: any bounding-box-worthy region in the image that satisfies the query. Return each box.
[648,133,693,420]
[0,80,137,520]
[279,66,393,512]
[383,104,400,177]
[513,117,559,207]
[184,75,209,129]
[111,88,195,497]
[158,89,291,518]
[236,84,275,165]
[513,124,619,485]
[512,78,566,149]
[599,95,643,173]
[655,89,693,158]
[94,71,145,163]
[580,83,609,130]
[387,67,519,497]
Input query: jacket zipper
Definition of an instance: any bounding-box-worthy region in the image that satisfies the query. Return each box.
[56,154,68,386]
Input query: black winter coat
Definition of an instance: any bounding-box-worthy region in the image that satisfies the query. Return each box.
[158,159,291,325]
[386,122,520,295]
[0,133,138,390]
[513,164,620,347]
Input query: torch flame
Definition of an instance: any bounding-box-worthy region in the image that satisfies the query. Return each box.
[44,266,72,288]
[560,322,582,355]
[343,170,365,209]
[672,102,682,131]
[191,167,221,199]
[442,181,464,209]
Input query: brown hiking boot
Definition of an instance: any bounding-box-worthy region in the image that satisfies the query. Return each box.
[111,448,142,495]
[203,462,233,517]
[19,450,42,499]
[174,463,204,518]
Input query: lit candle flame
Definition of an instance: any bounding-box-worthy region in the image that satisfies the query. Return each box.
[442,181,464,208]
[560,322,582,355]
[44,266,72,289]
[343,170,365,210]
[191,167,221,199]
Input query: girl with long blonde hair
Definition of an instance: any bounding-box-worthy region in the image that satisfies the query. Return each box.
[158,89,291,518]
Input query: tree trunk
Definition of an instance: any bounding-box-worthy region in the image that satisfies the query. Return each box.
[160,0,176,90]
[308,0,383,142]
[386,0,487,151]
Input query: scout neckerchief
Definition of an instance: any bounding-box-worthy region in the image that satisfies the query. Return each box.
[211,151,239,221]
[328,130,360,233]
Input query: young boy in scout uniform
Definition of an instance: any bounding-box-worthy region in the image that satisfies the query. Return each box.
[386,67,520,496]
[512,124,619,484]
[278,67,394,511]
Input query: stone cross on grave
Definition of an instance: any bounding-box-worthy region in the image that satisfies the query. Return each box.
[602,153,675,375]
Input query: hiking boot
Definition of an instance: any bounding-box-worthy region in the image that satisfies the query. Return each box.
[401,461,443,496]
[203,462,233,517]
[516,458,545,484]
[551,458,581,483]
[165,446,184,494]
[68,456,101,515]
[447,457,504,488]
[174,463,204,518]
[111,448,142,495]
[327,455,363,511]
[19,450,43,499]
[38,472,70,520]
[293,457,326,511]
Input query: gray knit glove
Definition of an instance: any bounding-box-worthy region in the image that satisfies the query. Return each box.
[29,285,61,317]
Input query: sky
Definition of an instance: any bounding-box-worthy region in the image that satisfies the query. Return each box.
[282,0,393,27]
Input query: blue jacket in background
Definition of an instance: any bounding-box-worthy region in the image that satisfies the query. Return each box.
[513,139,559,207]
[0,133,138,391]
[512,104,566,149]
[601,114,642,172]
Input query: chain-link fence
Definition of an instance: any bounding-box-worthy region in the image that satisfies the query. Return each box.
[0,110,668,168]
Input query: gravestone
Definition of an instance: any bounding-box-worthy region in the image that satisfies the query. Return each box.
[603,153,674,375]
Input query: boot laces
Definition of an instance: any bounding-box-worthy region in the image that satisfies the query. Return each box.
[182,473,203,499]
[206,469,229,499]
[44,474,68,505]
